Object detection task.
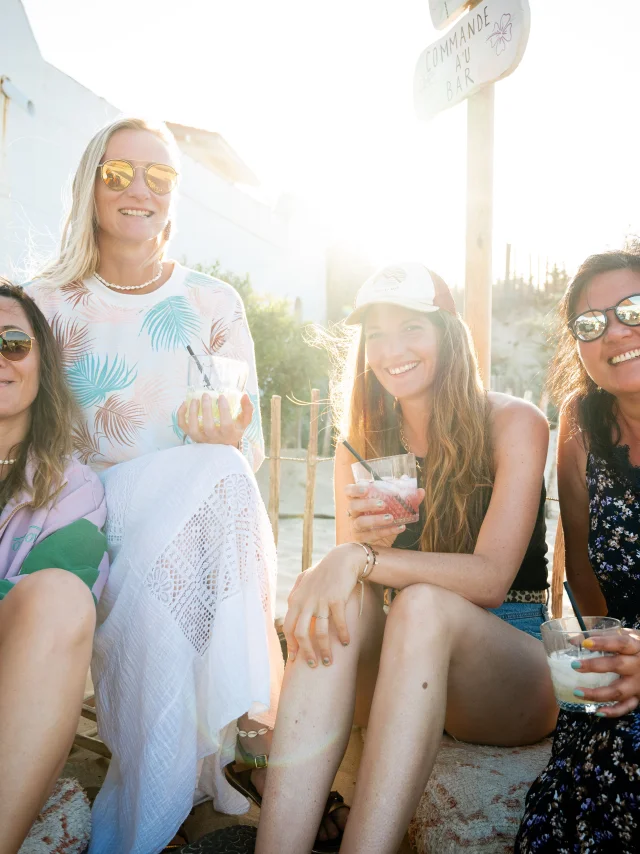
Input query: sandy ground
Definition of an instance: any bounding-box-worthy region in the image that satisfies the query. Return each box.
[62,438,562,852]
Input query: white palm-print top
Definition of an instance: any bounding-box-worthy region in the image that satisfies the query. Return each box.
[28,263,264,472]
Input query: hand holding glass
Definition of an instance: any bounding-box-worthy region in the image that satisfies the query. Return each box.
[351,453,421,526]
[185,355,248,426]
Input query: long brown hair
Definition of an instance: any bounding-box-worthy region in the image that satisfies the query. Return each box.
[549,248,640,466]
[335,305,493,554]
[0,281,78,508]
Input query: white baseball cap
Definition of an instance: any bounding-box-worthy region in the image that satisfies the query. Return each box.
[344,262,457,325]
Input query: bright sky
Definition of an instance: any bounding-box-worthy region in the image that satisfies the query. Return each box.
[22,0,640,288]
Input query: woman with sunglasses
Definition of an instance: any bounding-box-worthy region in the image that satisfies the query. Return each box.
[0,282,108,854]
[253,263,558,854]
[516,250,640,853]
[27,118,283,854]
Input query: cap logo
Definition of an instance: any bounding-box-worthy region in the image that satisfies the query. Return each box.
[371,266,406,293]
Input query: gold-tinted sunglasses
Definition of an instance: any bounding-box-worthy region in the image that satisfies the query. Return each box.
[97,160,179,195]
[0,328,35,361]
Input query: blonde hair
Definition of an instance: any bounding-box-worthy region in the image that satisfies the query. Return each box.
[37,118,179,288]
[331,308,493,554]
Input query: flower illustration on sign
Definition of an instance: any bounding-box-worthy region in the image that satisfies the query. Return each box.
[486,13,513,56]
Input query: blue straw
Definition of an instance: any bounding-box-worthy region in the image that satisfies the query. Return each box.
[563,581,588,633]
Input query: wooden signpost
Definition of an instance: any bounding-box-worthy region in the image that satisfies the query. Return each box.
[414,0,530,385]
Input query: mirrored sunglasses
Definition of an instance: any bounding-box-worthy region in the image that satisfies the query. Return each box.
[569,294,640,342]
[0,329,35,361]
[97,160,179,195]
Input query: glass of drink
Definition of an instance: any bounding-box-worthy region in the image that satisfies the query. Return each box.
[186,355,248,426]
[351,453,421,526]
[541,616,623,714]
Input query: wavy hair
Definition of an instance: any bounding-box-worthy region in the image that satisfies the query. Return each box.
[0,281,78,508]
[549,248,640,464]
[329,286,493,555]
[36,117,179,289]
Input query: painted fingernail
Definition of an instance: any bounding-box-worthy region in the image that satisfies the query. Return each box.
[571,661,582,670]
[322,657,331,666]
[384,514,393,521]
[397,525,406,532]
[342,641,349,647]
[573,689,585,698]
[288,651,296,662]
[582,639,595,649]
[358,486,367,494]
[307,659,316,668]
[596,711,607,717]
[376,500,385,508]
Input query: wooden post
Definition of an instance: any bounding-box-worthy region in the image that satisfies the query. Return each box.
[268,395,281,546]
[464,84,495,388]
[302,389,320,572]
[551,517,566,619]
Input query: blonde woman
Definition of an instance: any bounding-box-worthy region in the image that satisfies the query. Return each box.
[27,119,283,854]
[255,264,558,854]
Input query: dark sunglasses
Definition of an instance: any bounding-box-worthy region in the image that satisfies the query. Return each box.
[569,294,640,342]
[0,328,34,361]
[97,160,179,195]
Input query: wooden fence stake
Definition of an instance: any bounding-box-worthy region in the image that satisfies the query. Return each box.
[268,395,282,546]
[551,517,565,619]
[302,389,320,571]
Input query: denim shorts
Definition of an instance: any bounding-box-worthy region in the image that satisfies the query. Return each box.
[486,602,549,642]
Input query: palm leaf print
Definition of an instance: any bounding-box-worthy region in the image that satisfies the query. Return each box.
[60,279,92,308]
[140,296,200,351]
[136,375,172,420]
[243,392,263,448]
[203,319,228,354]
[50,314,95,366]
[95,395,145,447]
[72,421,104,465]
[66,354,137,408]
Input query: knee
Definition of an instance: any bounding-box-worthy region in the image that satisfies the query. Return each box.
[385,583,464,646]
[7,569,96,647]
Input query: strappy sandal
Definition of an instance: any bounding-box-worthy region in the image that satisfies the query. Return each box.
[176,824,257,852]
[224,740,348,854]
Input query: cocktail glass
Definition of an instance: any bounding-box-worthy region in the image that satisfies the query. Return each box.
[186,355,248,426]
[351,453,421,526]
[541,616,622,714]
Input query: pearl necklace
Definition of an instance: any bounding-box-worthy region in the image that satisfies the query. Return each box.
[94,265,163,292]
[0,459,16,465]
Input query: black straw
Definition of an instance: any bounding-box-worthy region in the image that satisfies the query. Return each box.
[186,346,212,389]
[563,581,588,633]
[342,440,382,481]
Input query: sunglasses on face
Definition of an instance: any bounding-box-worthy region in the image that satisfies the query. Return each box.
[97,160,179,195]
[569,294,640,342]
[0,329,35,361]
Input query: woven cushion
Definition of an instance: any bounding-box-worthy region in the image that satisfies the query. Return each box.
[409,736,552,854]
[19,778,91,854]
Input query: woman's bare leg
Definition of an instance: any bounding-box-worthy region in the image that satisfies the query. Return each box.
[340,583,557,854]
[256,584,385,854]
[0,570,95,854]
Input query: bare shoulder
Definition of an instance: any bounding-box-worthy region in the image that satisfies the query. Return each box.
[487,391,549,441]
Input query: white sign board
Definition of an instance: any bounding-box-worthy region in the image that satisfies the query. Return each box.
[415,0,530,121]
[429,0,472,31]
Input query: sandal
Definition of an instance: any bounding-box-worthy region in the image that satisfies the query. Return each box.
[224,740,348,854]
[176,825,257,853]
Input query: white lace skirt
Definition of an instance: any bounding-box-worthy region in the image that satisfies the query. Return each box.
[88,444,283,854]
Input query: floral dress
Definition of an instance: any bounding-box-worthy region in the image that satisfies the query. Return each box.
[516,450,640,853]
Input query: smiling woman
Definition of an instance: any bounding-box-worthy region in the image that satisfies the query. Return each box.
[25,118,283,854]
[0,281,109,853]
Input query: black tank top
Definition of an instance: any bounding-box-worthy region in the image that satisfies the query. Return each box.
[392,459,549,592]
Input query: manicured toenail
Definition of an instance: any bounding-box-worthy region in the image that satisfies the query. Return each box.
[308,659,316,668]
[323,657,330,666]
[574,689,585,698]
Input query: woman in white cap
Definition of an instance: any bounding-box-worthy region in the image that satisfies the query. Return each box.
[255,263,558,854]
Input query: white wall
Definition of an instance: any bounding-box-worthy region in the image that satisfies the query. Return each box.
[0,0,327,321]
